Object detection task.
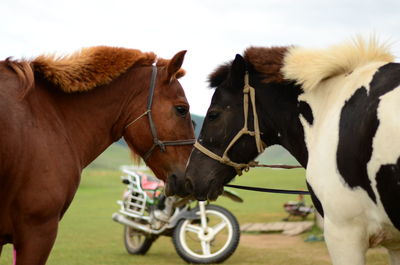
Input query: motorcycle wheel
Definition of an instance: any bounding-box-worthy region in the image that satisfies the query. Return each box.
[123,225,157,255]
[172,204,240,264]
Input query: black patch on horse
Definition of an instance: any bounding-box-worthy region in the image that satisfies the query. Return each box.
[299,101,314,125]
[376,157,400,230]
[307,181,324,216]
[251,76,309,167]
[337,63,400,203]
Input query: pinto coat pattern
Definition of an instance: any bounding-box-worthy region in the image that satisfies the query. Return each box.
[284,38,400,264]
[184,37,400,265]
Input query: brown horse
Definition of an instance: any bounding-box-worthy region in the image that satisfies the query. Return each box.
[0,46,195,264]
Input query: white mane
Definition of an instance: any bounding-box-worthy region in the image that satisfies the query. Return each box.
[281,37,395,92]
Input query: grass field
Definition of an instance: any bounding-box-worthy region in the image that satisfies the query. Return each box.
[0,168,388,265]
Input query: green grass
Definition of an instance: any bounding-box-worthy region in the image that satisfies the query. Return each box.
[0,168,388,265]
[86,144,132,170]
[221,167,309,222]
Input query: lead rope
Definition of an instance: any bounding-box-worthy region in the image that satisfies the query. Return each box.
[194,71,301,175]
[224,184,309,195]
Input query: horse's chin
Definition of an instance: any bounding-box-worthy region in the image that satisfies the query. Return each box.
[165,178,191,197]
[164,182,174,196]
[207,185,224,201]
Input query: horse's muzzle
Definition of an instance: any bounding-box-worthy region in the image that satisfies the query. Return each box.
[185,177,223,201]
[165,173,190,197]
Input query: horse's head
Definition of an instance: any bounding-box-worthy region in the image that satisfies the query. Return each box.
[185,54,265,200]
[123,51,195,197]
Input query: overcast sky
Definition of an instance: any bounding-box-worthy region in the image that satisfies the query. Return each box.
[1,0,400,115]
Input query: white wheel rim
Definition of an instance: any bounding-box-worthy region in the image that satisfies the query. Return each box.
[126,227,145,249]
[178,209,233,259]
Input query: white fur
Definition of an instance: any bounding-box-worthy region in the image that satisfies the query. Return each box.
[282,37,394,92]
[298,55,400,264]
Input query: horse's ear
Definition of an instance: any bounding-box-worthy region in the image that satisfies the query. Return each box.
[167,50,187,80]
[229,54,246,87]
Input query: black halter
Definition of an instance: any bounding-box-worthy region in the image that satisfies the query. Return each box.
[125,64,195,161]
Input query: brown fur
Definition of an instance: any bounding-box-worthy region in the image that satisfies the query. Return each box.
[244,46,288,83]
[0,49,194,264]
[31,46,156,93]
[28,46,185,93]
[5,57,34,98]
[158,58,186,79]
[208,46,288,87]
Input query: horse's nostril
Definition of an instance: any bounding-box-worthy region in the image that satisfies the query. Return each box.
[185,178,194,194]
[169,174,177,186]
[165,174,177,196]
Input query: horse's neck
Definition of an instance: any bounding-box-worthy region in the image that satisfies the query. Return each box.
[42,68,146,168]
[258,82,309,167]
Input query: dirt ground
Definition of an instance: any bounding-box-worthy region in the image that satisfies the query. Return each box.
[238,233,388,265]
[241,233,318,250]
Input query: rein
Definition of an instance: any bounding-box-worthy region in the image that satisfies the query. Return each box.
[125,64,195,161]
[195,71,301,175]
[225,184,310,195]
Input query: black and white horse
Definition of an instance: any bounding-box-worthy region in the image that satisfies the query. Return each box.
[184,38,400,264]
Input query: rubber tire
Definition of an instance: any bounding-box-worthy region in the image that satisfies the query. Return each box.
[123,225,157,255]
[172,204,240,264]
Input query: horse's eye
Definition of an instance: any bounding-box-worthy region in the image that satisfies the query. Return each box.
[175,106,188,117]
[207,111,219,121]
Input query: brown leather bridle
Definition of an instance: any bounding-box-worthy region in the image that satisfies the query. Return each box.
[125,64,196,161]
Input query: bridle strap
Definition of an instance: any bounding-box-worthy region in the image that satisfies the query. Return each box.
[143,139,197,161]
[247,73,264,154]
[222,72,266,156]
[194,142,258,175]
[124,110,150,128]
[125,64,195,161]
[146,65,162,150]
[194,71,268,176]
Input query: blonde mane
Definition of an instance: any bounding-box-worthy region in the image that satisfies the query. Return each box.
[282,37,395,92]
[31,46,159,92]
